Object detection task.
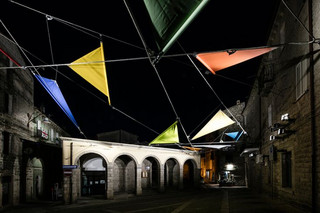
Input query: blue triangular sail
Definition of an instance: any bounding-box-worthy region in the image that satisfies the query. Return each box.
[225,131,243,142]
[34,74,80,130]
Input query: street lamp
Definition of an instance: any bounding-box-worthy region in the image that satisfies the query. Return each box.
[27,112,51,127]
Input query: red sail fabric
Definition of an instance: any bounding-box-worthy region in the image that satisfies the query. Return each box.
[196,47,277,74]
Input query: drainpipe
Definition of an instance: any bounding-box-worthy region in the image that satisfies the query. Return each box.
[308,0,317,211]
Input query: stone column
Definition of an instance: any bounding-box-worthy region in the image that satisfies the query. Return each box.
[63,176,71,204]
[193,168,201,187]
[72,168,80,203]
[159,164,165,192]
[12,158,20,205]
[179,167,184,190]
[136,164,142,195]
[106,163,114,199]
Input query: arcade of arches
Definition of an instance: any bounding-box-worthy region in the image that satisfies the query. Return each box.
[61,137,200,203]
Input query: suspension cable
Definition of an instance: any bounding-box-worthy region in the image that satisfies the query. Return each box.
[1,19,89,138]
[177,42,247,134]
[9,0,145,51]
[45,15,58,80]
[123,0,193,146]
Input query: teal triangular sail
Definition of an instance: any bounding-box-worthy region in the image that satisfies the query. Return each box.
[125,0,209,58]
[34,74,80,130]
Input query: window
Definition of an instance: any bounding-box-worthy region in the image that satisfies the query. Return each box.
[282,152,292,187]
[2,131,10,154]
[296,59,308,99]
[4,93,12,114]
[50,129,54,141]
[268,104,272,128]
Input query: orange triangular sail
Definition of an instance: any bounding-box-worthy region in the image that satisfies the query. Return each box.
[196,47,278,74]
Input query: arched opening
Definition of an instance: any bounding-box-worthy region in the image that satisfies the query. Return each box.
[164,158,179,189]
[183,159,196,188]
[80,153,107,197]
[141,157,160,191]
[26,158,43,200]
[113,155,136,194]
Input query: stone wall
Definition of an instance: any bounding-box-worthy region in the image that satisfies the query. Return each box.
[243,0,320,210]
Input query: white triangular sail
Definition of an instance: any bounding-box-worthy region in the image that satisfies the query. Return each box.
[192,110,235,140]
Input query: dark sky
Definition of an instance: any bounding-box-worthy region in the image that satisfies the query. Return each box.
[0,0,279,142]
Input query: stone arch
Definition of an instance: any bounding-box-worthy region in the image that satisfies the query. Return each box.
[25,157,44,200]
[113,154,137,194]
[164,158,180,189]
[74,150,110,167]
[78,153,107,197]
[182,159,197,188]
[141,156,160,191]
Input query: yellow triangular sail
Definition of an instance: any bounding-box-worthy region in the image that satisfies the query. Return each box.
[69,42,111,104]
[149,121,179,145]
[192,110,235,140]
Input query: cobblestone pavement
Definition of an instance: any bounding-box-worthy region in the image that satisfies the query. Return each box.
[0,186,311,213]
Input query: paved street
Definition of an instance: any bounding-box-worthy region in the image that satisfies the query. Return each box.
[1,186,310,213]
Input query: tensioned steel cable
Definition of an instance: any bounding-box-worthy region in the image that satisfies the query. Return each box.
[177,42,247,134]
[0,30,159,136]
[0,19,88,138]
[281,0,316,42]
[45,15,58,80]
[9,0,145,51]
[123,0,193,147]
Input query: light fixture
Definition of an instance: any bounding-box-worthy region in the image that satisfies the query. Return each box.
[270,135,276,141]
[225,164,235,171]
[277,128,285,135]
[281,113,289,121]
[43,117,51,124]
[27,112,51,127]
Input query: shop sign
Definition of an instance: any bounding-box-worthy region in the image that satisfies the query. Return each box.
[41,130,48,139]
[62,165,78,169]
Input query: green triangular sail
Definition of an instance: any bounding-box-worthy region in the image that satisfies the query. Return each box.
[149,121,179,145]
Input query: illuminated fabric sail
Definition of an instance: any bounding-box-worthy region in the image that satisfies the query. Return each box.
[69,42,111,104]
[193,145,231,150]
[225,131,243,141]
[192,110,235,140]
[196,47,278,74]
[149,121,179,145]
[125,0,209,57]
[34,74,79,129]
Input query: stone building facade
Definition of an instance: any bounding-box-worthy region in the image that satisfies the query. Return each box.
[242,0,320,211]
[61,137,200,203]
[0,34,69,207]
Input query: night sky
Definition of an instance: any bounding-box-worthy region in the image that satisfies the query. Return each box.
[0,0,279,142]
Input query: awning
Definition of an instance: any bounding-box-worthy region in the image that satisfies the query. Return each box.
[192,110,235,140]
[240,148,259,157]
[196,46,278,74]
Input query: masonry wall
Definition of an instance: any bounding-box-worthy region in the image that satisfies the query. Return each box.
[0,34,33,207]
[243,0,320,210]
[311,0,320,208]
